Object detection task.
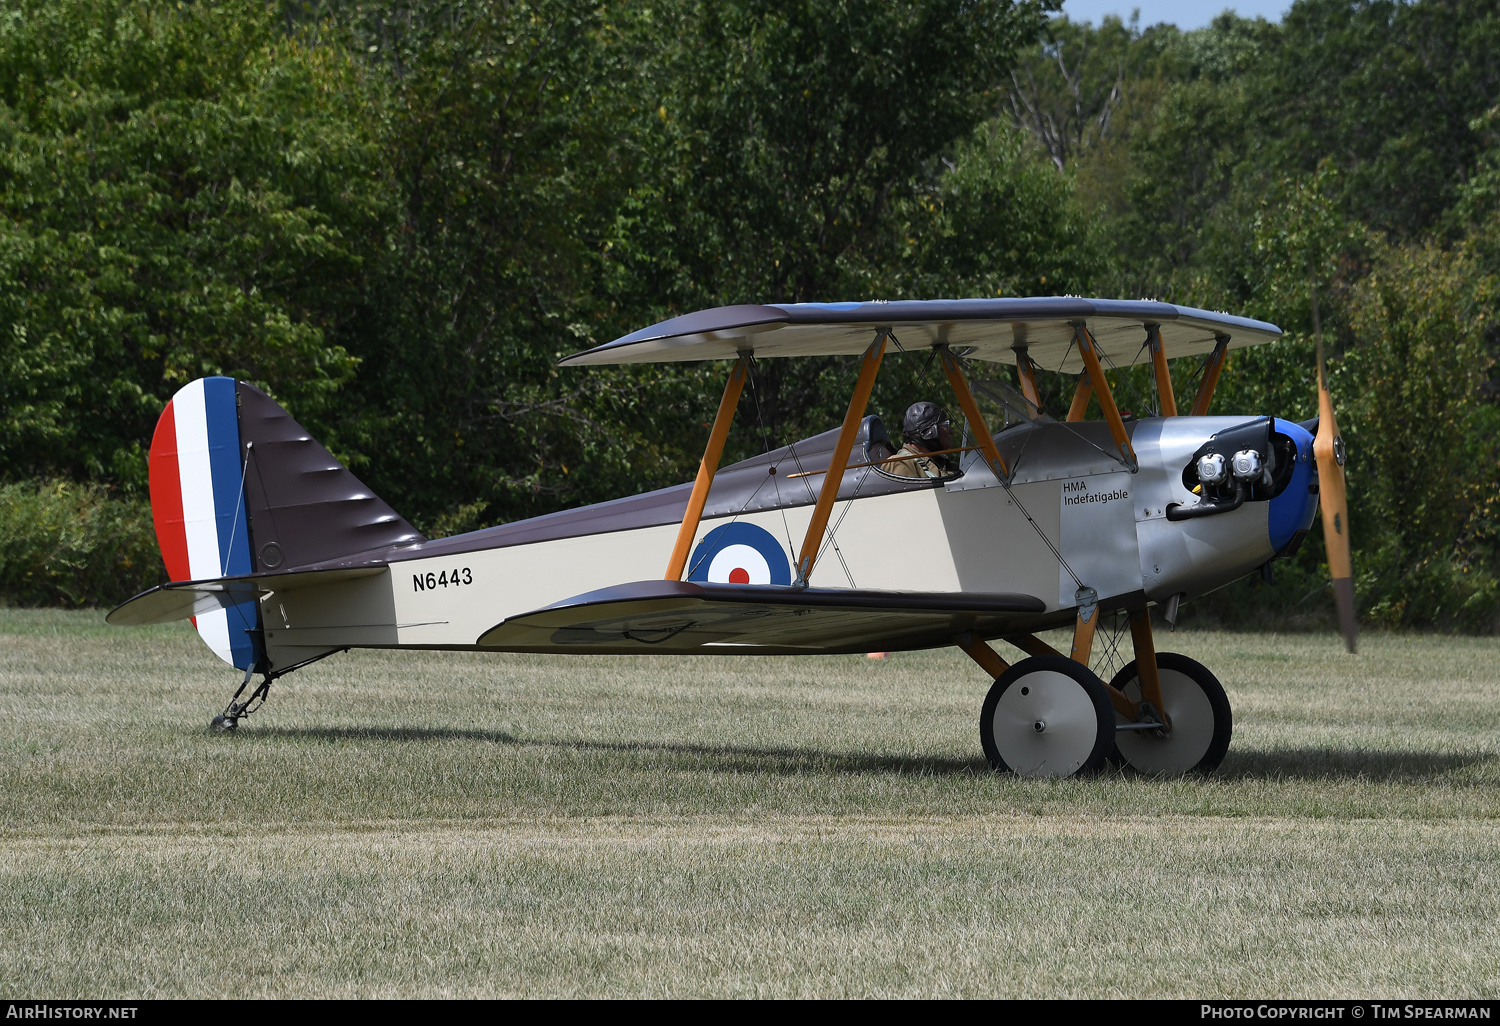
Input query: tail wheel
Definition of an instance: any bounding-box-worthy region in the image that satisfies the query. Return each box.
[980,655,1114,778]
[1109,652,1232,775]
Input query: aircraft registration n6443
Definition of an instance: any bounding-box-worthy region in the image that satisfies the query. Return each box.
[109,297,1355,778]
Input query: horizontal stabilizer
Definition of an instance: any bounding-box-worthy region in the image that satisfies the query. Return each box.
[478,580,1047,655]
[105,567,385,626]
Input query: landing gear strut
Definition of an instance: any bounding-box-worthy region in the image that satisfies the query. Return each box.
[960,603,1235,777]
[210,666,271,732]
[207,648,345,732]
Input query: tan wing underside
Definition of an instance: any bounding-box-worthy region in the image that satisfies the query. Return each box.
[478,580,1050,655]
[562,314,1279,371]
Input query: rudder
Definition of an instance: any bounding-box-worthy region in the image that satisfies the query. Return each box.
[149,377,262,669]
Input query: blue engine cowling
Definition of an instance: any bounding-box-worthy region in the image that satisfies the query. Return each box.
[1267,417,1318,555]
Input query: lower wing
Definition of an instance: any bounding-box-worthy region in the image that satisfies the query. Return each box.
[478,580,1048,655]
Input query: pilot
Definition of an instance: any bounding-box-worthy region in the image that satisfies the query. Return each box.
[885,401,953,479]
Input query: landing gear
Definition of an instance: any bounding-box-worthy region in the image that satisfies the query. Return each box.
[980,655,1114,778]
[205,648,345,731]
[210,667,271,733]
[1108,653,1232,774]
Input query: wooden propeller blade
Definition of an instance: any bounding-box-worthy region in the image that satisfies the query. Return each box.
[1313,348,1357,653]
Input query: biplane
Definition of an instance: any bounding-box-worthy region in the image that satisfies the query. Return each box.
[108,297,1355,778]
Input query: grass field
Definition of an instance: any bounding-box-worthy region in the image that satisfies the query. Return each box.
[1,608,1497,998]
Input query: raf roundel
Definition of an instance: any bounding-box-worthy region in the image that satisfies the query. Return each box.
[687,522,791,586]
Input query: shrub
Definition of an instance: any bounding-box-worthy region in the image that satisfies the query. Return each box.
[0,479,163,607]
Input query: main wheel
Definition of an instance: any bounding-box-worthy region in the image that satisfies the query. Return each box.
[1108,652,1232,775]
[980,655,1114,778]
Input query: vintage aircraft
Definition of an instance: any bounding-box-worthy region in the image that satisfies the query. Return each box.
[107,297,1355,778]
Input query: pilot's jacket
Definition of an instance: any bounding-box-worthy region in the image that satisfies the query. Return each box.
[883,445,946,479]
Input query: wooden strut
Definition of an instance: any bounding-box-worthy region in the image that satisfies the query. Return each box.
[956,632,1010,680]
[1013,628,1138,720]
[1013,348,1042,414]
[794,333,888,585]
[1005,633,1062,658]
[1069,604,1098,666]
[1147,324,1177,417]
[1066,376,1093,422]
[937,346,1009,481]
[665,354,750,582]
[1128,608,1168,729]
[1072,324,1137,471]
[1190,334,1231,417]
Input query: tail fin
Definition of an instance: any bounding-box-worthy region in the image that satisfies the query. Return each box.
[148,378,422,669]
[150,377,262,668]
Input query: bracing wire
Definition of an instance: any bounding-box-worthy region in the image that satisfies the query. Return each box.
[1091,612,1130,681]
[748,357,801,558]
[222,443,252,578]
[1043,333,1132,469]
[1098,337,1154,418]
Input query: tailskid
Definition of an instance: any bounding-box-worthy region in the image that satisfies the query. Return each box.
[208,646,349,732]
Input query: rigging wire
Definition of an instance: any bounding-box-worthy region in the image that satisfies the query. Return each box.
[748,357,801,559]
[1042,333,1132,469]
[1097,336,1154,418]
[1179,345,1216,404]
[1091,611,1130,680]
[951,352,1084,591]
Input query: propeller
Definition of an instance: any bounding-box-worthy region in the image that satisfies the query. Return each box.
[1310,273,1357,653]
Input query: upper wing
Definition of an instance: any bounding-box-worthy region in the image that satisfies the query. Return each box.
[105,567,386,626]
[558,298,1282,373]
[477,580,1049,655]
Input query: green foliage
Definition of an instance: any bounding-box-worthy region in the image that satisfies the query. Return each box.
[885,122,1107,300]
[1259,0,1500,238]
[273,1,732,524]
[0,479,162,606]
[0,0,376,491]
[1341,227,1500,629]
[657,0,1050,305]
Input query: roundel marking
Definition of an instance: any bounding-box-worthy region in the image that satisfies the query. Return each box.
[687,522,791,586]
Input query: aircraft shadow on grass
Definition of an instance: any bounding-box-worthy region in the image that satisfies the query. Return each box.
[253,727,1493,782]
[1217,747,1493,782]
[256,725,990,777]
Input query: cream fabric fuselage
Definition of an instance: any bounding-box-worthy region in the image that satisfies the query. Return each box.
[260,481,1073,669]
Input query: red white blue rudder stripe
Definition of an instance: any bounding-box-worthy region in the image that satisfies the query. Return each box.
[148,377,263,670]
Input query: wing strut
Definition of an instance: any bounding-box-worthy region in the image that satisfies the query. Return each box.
[1072,324,1139,471]
[1147,323,1178,417]
[956,631,1011,679]
[666,353,751,581]
[1066,375,1093,421]
[794,332,888,585]
[1189,334,1231,416]
[1012,346,1043,414]
[938,346,1011,482]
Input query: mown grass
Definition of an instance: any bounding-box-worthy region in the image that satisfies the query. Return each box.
[1,608,1497,997]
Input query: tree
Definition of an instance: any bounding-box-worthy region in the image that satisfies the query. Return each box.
[1257,0,1500,238]
[0,0,378,490]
